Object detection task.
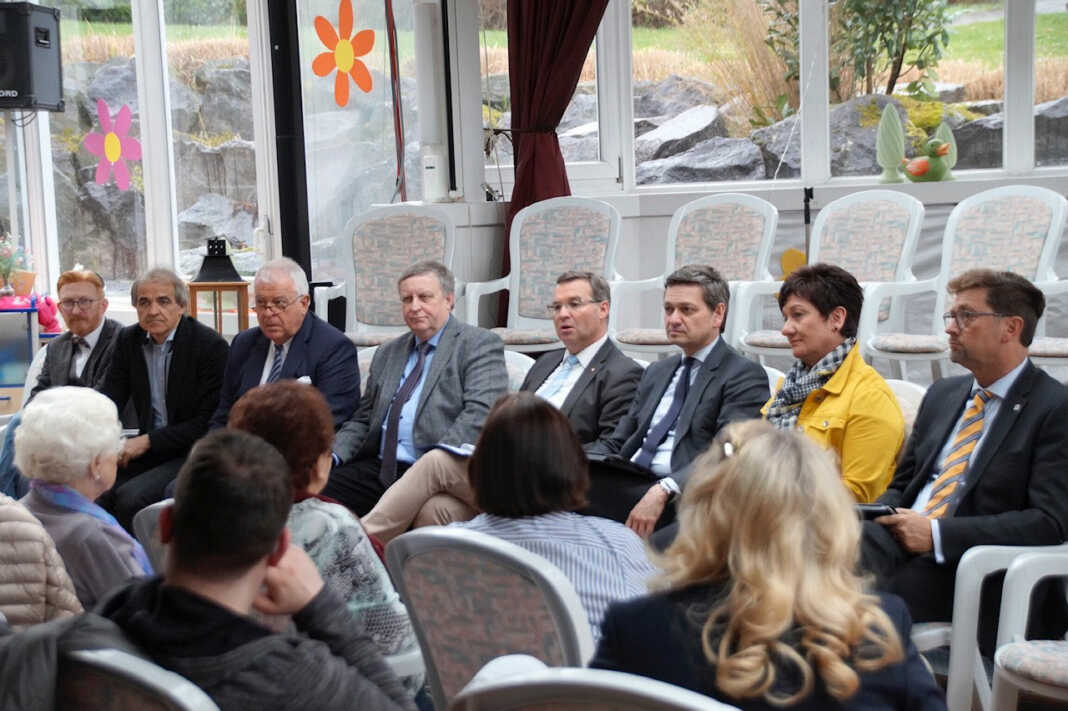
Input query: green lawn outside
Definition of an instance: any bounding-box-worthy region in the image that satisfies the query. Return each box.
[61,19,247,42]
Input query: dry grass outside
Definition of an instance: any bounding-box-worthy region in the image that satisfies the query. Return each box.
[62,35,249,86]
[479,46,597,83]
[891,58,1068,103]
[632,48,715,82]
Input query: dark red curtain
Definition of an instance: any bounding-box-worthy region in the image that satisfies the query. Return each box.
[505,0,609,233]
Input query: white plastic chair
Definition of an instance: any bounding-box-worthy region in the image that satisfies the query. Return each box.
[385,527,595,710]
[862,185,1067,380]
[313,205,456,347]
[991,550,1068,709]
[884,378,925,437]
[613,193,778,356]
[58,648,219,710]
[504,350,535,392]
[737,190,924,366]
[464,197,620,352]
[763,365,784,394]
[132,498,172,573]
[450,665,739,711]
[356,345,378,388]
[909,542,1068,711]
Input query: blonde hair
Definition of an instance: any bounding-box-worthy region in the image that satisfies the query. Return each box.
[656,420,903,705]
[15,387,122,485]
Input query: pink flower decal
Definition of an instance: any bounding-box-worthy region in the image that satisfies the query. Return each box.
[83,99,142,191]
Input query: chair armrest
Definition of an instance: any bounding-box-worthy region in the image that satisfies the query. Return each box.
[996,544,1068,647]
[732,279,781,338]
[464,277,510,326]
[313,283,346,324]
[857,277,940,346]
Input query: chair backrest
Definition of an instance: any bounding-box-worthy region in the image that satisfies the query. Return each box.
[386,527,595,710]
[763,365,784,394]
[810,190,925,284]
[507,197,620,330]
[667,193,778,282]
[57,648,219,711]
[339,205,456,329]
[449,666,738,711]
[133,498,173,573]
[504,350,535,391]
[885,379,926,437]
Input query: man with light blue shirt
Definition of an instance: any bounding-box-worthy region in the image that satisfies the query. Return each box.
[324,261,507,516]
[586,265,769,537]
[862,269,1068,648]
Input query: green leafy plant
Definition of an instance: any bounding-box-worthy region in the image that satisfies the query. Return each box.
[0,232,30,286]
[749,93,796,128]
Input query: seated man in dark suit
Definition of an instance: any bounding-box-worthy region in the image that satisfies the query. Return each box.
[586,264,769,537]
[209,257,359,429]
[862,269,1068,648]
[358,270,644,540]
[99,268,229,531]
[323,261,507,517]
[0,269,124,498]
[97,429,414,711]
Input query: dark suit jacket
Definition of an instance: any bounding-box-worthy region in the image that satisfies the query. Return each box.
[209,312,359,429]
[333,316,507,463]
[520,339,642,446]
[100,316,229,463]
[878,360,1068,565]
[588,338,769,485]
[29,318,123,401]
[590,584,945,711]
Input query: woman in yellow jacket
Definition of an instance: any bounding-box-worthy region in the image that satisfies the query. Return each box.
[763,264,904,502]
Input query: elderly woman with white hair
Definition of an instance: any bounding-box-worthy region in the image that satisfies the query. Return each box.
[18,386,153,608]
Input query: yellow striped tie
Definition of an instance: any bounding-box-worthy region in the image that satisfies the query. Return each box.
[924,389,993,519]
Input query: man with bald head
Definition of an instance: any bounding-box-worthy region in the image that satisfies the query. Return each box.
[209,257,359,429]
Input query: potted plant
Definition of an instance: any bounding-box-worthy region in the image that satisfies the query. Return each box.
[0,232,31,297]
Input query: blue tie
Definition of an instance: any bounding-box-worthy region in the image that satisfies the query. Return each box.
[541,354,580,399]
[380,341,431,486]
[267,344,284,383]
[633,357,695,470]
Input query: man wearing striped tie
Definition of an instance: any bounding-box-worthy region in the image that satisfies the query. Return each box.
[862,269,1068,649]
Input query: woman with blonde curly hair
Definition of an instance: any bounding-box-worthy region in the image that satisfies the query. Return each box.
[591,421,944,710]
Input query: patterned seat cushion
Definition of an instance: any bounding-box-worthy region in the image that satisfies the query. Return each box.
[491,328,558,345]
[997,640,1068,687]
[1029,337,1068,358]
[869,333,948,354]
[743,330,789,349]
[348,330,406,347]
[614,328,669,346]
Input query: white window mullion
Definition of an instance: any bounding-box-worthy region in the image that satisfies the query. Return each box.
[798,0,830,186]
[246,0,282,259]
[1003,0,1035,175]
[20,111,59,293]
[451,0,484,203]
[130,0,177,269]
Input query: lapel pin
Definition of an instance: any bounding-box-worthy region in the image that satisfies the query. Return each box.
[1013,403,1021,412]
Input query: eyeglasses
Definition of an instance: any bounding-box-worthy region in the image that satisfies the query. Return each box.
[546,299,601,316]
[58,297,99,312]
[254,296,300,314]
[942,310,1007,330]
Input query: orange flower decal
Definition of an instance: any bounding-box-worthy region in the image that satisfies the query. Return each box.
[312,0,374,107]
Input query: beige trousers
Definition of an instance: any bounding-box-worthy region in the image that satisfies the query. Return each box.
[361,449,478,543]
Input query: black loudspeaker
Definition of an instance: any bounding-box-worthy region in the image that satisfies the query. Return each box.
[0,3,63,112]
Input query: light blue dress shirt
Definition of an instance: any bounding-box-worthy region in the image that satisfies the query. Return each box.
[141,327,177,430]
[379,319,448,465]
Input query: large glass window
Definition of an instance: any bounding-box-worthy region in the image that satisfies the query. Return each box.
[631,0,798,185]
[1034,2,1067,168]
[163,1,264,280]
[51,2,148,293]
[298,0,419,285]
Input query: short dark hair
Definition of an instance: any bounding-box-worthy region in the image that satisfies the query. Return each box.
[948,269,1045,346]
[399,260,455,296]
[556,270,611,304]
[778,263,864,338]
[227,382,334,493]
[468,392,588,517]
[170,429,292,577]
[665,265,729,318]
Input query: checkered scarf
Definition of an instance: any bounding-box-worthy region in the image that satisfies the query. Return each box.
[765,338,856,431]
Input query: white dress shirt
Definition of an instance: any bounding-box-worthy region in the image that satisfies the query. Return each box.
[71,318,106,380]
[535,334,608,409]
[258,337,293,385]
[914,357,1028,563]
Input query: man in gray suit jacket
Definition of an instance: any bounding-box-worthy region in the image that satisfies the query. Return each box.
[0,270,123,498]
[358,270,643,541]
[323,261,507,516]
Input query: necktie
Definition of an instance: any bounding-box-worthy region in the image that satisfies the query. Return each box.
[540,354,580,399]
[633,357,695,470]
[924,389,993,519]
[266,343,284,383]
[380,341,431,486]
[69,336,88,380]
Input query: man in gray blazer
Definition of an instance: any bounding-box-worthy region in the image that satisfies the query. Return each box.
[323,261,507,516]
[0,270,124,498]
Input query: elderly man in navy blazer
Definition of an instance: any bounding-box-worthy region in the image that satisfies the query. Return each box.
[862,269,1068,649]
[209,258,359,429]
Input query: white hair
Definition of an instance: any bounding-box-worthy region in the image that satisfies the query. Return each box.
[15,387,121,485]
[254,257,309,297]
